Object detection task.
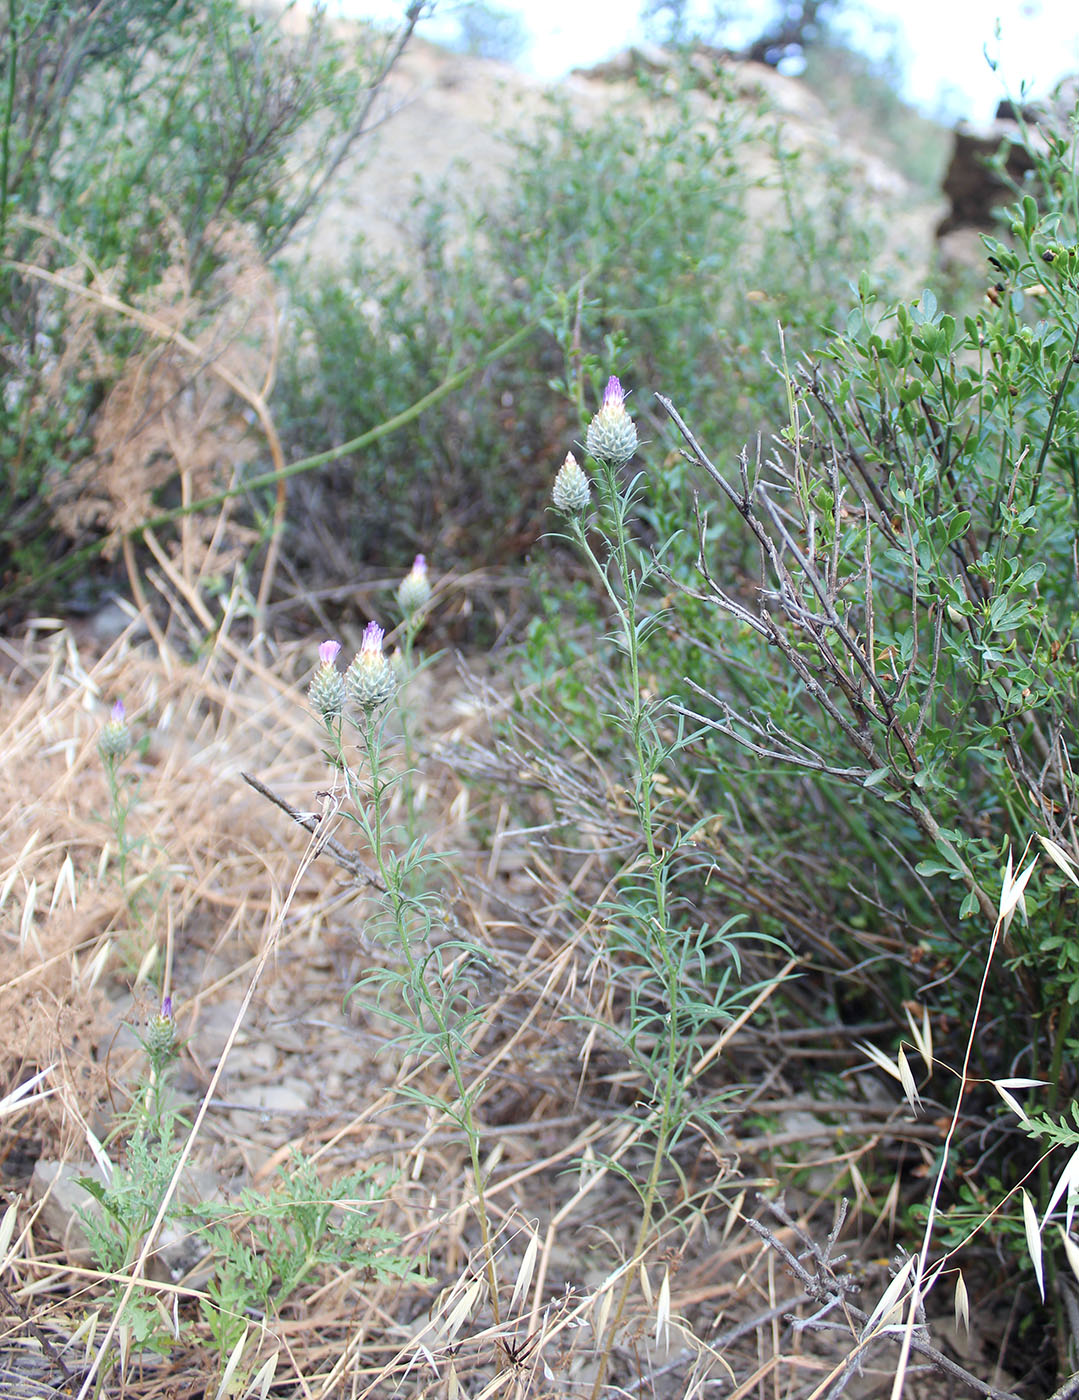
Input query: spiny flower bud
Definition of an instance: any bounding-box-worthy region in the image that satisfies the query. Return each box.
[586,375,638,467]
[552,451,591,514]
[308,639,347,720]
[145,995,177,1069]
[396,554,432,618]
[99,701,131,761]
[346,622,397,712]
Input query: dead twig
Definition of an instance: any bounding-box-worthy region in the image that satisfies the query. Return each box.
[242,770,385,890]
[746,1199,1022,1400]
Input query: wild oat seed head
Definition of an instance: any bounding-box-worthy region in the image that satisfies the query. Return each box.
[552,451,592,514]
[346,622,397,712]
[586,374,638,466]
[397,553,432,617]
[309,638,347,719]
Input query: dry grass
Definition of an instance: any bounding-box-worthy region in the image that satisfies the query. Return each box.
[0,587,1035,1399]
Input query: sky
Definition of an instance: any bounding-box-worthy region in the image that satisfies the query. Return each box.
[327,0,1079,124]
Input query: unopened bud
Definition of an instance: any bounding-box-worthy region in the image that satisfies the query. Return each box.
[397,554,432,617]
[552,451,591,514]
[308,639,347,719]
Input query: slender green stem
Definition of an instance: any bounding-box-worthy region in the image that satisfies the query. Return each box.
[1028,313,1079,509]
[103,753,146,928]
[352,711,501,1325]
[576,459,685,1400]
[396,628,422,849]
[0,315,538,607]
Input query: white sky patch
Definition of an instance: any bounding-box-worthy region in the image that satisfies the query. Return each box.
[327,0,1079,123]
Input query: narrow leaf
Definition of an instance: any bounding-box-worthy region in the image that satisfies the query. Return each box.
[999,855,1037,929]
[49,854,77,914]
[655,1267,671,1350]
[214,1327,249,1400]
[592,1282,614,1347]
[442,1279,483,1342]
[19,879,38,951]
[1059,1228,1079,1286]
[247,1352,279,1400]
[897,1046,921,1111]
[1042,1144,1079,1234]
[0,1199,17,1262]
[855,1040,903,1083]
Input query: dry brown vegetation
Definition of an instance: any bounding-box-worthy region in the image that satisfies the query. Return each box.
[0,568,1037,1400]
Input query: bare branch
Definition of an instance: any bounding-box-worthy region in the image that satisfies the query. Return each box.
[242,770,385,889]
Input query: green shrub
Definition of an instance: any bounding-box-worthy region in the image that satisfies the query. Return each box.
[0,0,378,606]
[520,106,1079,1370]
[275,60,877,586]
[367,82,1079,1374]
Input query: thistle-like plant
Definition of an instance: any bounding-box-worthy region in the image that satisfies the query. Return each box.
[308,620,504,1321]
[552,376,784,1394]
[77,996,185,1352]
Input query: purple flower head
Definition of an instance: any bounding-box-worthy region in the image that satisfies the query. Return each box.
[602,376,626,411]
[410,554,427,577]
[360,621,385,658]
[100,699,131,760]
[146,993,177,1065]
[587,374,638,466]
[347,622,396,710]
[309,643,346,719]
